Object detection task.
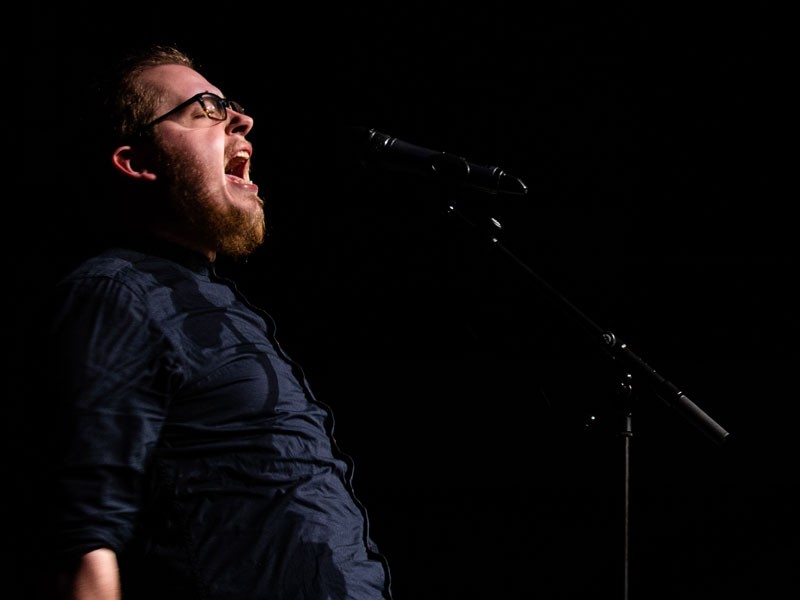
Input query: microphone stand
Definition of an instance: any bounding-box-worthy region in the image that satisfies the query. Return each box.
[441,195,730,600]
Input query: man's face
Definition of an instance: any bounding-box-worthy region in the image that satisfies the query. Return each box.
[140,64,265,258]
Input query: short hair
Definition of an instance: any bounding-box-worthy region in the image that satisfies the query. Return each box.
[99,44,196,146]
[71,44,199,249]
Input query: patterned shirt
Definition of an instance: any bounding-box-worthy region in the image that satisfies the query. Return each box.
[45,239,392,599]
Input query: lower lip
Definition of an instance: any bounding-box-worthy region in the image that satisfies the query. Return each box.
[227,175,259,193]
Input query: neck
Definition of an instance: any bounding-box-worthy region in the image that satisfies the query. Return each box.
[148,228,217,262]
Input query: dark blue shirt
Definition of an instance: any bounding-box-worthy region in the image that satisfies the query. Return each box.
[45,241,392,599]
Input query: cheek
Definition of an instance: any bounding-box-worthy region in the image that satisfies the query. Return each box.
[190,138,224,175]
[173,131,226,170]
[206,132,227,165]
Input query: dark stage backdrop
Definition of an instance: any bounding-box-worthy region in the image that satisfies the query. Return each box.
[8,3,796,598]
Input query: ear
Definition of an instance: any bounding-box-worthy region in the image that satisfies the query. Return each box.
[111,145,158,181]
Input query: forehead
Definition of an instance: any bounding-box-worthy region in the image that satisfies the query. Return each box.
[140,64,222,104]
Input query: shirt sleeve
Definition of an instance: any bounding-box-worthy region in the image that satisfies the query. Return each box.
[45,273,176,561]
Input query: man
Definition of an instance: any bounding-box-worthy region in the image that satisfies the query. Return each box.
[38,44,393,600]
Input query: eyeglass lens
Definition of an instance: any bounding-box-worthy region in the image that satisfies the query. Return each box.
[200,95,244,120]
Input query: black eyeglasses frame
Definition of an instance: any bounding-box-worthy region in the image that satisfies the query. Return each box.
[143,92,245,129]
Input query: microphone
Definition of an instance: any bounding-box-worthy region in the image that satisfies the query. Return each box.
[350,127,528,196]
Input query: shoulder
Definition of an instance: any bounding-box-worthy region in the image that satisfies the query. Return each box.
[51,248,188,318]
[61,247,203,293]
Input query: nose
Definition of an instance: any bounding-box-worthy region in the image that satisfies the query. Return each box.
[226,109,254,136]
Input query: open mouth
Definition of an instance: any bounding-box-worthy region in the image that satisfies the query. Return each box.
[225,150,252,184]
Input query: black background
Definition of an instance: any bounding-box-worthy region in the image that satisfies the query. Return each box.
[7,2,797,598]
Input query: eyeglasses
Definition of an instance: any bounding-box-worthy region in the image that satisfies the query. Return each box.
[143,92,245,129]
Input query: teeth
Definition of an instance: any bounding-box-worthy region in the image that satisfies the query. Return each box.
[227,149,252,183]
